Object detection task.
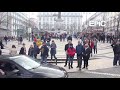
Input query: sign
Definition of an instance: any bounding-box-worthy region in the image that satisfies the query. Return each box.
[89,21,106,27]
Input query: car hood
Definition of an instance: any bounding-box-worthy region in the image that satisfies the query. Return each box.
[29,63,67,78]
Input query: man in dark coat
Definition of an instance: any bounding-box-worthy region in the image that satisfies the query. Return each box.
[67,35,72,41]
[64,40,73,67]
[111,40,120,66]
[0,40,4,49]
[4,36,8,45]
[82,44,91,69]
[28,45,34,58]
[40,42,49,64]
[19,43,26,55]
[76,40,84,70]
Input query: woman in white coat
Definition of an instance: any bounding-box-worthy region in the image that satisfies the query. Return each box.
[9,45,17,55]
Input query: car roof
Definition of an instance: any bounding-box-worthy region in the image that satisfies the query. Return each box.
[0,55,20,60]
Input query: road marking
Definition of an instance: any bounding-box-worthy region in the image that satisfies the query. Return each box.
[84,71,120,77]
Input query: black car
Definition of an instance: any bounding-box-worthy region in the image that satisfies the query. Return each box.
[0,55,68,78]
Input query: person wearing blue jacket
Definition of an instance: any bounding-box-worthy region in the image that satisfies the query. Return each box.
[76,40,84,70]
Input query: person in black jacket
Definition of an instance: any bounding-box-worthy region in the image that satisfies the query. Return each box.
[0,40,4,49]
[64,40,73,67]
[19,43,26,55]
[82,44,91,69]
[111,40,120,66]
[28,45,34,58]
[40,42,49,64]
[0,47,2,55]
[67,35,72,41]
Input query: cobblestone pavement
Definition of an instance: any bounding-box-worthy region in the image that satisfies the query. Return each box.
[68,66,120,78]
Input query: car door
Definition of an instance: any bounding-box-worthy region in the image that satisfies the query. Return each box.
[7,61,34,78]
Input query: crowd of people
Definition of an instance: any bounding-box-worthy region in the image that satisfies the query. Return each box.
[0,31,120,72]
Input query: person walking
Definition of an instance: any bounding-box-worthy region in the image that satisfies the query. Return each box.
[40,42,49,64]
[50,40,57,60]
[33,43,40,59]
[0,47,2,55]
[93,38,98,54]
[67,44,76,69]
[76,40,84,70]
[111,40,120,66]
[67,35,72,41]
[89,39,94,57]
[19,35,23,45]
[28,45,34,58]
[4,36,8,45]
[9,45,17,55]
[0,40,4,49]
[82,44,91,69]
[19,43,26,55]
[64,40,73,67]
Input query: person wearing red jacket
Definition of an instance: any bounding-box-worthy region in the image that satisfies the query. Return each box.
[67,44,76,69]
[89,39,94,57]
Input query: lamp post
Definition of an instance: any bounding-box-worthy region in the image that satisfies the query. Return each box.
[7,12,9,36]
[116,14,120,38]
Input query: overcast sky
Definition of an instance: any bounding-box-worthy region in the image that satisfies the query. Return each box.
[25,12,96,23]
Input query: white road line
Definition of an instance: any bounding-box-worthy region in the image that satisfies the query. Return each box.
[84,71,120,77]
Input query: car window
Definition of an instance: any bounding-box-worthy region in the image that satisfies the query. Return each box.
[9,55,40,70]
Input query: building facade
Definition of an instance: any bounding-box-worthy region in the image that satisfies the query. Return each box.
[38,12,82,34]
[0,12,30,37]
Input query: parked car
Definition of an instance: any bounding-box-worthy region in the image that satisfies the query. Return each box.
[0,55,68,78]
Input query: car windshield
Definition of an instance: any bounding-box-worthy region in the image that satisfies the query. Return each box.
[9,55,40,70]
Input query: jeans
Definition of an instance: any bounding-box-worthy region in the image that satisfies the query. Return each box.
[113,54,120,66]
[83,56,90,68]
[65,54,68,66]
[68,56,73,68]
[34,54,37,59]
[93,45,97,54]
[41,56,47,64]
[51,54,57,60]
[77,54,82,69]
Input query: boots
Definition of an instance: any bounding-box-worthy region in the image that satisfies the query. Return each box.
[68,62,70,69]
[71,63,73,68]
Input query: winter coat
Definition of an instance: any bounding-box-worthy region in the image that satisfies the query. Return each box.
[83,47,91,58]
[19,47,26,55]
[112,44,120,54]
[67,47,76,57]
[9,48,17,55]
[19,37,23,42]
[40,45,49,57]
[76,44,84,55]
[67,36,72,41]
[50,43,57,55]
[89,41,94,49]
[28,47,34,56]
[65,43,73,51]
[33,45,40,55]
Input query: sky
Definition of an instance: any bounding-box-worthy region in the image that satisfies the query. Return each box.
[25,12,96,23]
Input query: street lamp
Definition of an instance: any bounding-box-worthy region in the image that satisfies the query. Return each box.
[28,28,31,41]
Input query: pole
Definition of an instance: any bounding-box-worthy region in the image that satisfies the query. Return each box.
[7,12,8,36]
